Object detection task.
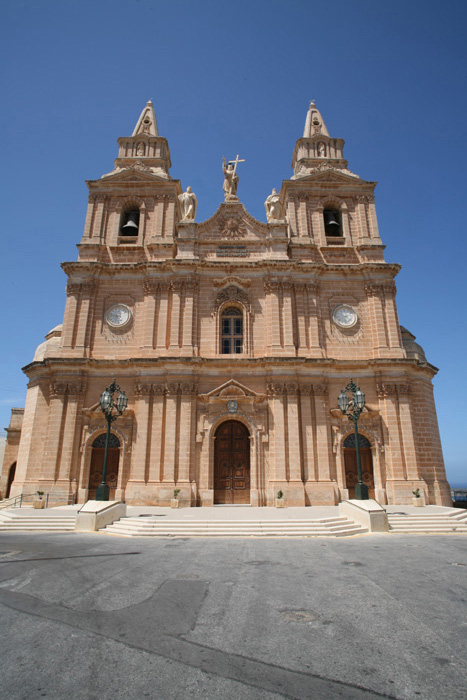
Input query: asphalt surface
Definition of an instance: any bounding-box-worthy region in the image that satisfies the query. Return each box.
[0,533,465,700]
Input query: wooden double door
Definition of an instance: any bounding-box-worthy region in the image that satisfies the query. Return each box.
[88,448,120,500]
[344,448,375,499]
[214,421,250,504]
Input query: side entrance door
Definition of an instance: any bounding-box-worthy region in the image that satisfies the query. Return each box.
[214,421,250,504]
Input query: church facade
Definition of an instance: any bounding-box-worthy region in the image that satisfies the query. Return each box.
[1,101,451,507]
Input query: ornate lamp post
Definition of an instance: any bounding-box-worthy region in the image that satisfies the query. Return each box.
[338,378,369,500]
[96,378,128,501]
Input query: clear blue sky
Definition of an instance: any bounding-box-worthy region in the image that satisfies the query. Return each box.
[1,0,466,485]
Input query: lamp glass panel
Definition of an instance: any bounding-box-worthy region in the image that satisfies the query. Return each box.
[100,390,112,411]
[116,392,128,413]
[354,389,365,410]
[338,391,349,411]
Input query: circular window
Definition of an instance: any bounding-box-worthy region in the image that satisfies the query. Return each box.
[105,304,132,328]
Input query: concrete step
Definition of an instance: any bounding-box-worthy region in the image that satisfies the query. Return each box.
[388,510,467,534]
[102,517,368,538]
[0,511,76,531]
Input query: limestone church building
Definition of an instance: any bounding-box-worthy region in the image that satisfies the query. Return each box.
[1,101,451,507]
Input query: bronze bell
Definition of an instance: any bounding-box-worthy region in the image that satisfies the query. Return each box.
[324,211,341,235]
[121,212,139,235]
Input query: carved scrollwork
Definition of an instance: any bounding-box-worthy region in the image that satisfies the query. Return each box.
[397,383,411,396]
[143,280,159,294]
[267,382,285,396]
[49,382,68,399]
[364,282,384,297]
[218,215,247,239]
[135,383,152,397]
[66,283,81,297]
[376,383,397,398]
[153,384,165,396]
[213,276,251,288]
[307,282,320,295]
[166,382,179,396]
[312,384,328,396]
[285,382,299,395]
[383,282,397,297]
[214,285,250,312]
[180,382,196,396]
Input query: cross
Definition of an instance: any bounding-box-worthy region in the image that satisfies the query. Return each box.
[228,154,245,175]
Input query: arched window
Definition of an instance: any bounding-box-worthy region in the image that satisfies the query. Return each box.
[343,433,371,449]
[92,433,121,448]
[120,209,140,238]
[323,208,342,238]
[221,307,243,354]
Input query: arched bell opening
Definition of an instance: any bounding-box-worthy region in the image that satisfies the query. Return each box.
[120,209,140,238]
[88,433,121,500]
[343,433,375,499]
[5,462,16,498]
[213,420,250,504]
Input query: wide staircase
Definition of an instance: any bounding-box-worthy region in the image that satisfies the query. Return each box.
[101,515,368,538]
[0,508,77,532]
[388,508,467,534]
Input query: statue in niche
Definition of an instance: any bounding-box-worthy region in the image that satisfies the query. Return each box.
[136,142,145,156]
[264,188,284,222]
[317,142,326,157]
[178,186,197,221]
[222,154,244,200]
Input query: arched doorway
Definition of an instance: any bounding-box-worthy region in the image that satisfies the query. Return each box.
[214,421,250,504]
[88,433,121,499]
[343,433,375,498]
[6,462,16,498]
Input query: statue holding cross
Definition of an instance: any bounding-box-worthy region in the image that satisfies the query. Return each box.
[222,154,245,200]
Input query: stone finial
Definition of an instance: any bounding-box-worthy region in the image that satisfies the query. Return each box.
[132,100,159,137]
[303,101,330,138]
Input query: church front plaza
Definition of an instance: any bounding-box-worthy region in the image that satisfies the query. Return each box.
[0,101,451,508]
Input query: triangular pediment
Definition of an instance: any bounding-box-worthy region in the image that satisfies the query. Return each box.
[204,379,261,399]
[296,168,372,185]
[98,167,170,184]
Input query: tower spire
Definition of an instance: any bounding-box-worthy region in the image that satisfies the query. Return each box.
[303,100,330,138]
[132,100,159,136]
[291,100,359,180]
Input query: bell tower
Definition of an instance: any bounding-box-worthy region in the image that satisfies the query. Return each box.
[77,99,180,258]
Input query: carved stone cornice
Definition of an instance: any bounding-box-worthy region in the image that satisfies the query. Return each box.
[153,384,165,396]
[299,385,313,396]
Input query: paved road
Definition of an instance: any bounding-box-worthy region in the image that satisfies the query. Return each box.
[0,533,465,700]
